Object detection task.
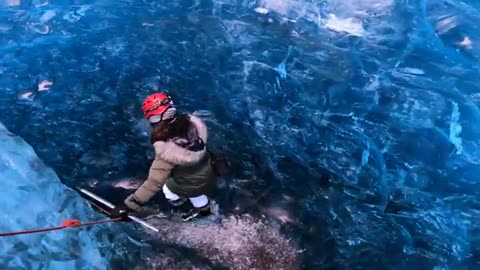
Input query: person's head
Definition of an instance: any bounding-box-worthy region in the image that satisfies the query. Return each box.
[142,93,191,144]
[141,92,176,124]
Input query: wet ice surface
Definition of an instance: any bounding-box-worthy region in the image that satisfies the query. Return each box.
[1,0,480,269]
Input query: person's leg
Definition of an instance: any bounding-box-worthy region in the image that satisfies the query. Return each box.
[162,185,186,207]
[182,195,212,221]
[189,195,209,208]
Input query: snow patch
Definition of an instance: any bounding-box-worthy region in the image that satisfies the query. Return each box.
[40,10,56,23]
[254,7,269,14]
[449,102,463,154]
[325,14,365,37]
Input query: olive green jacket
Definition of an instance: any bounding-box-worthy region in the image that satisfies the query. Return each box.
[124,115,216,210]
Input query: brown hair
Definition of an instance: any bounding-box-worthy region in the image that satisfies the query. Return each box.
[150,114,191,144]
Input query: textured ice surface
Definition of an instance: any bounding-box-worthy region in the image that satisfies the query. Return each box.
[0,122,111,269]
[0,0,479,269]
[146,215,301,270]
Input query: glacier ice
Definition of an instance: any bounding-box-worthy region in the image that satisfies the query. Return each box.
[0,122,122,269]
[0,0,480,269]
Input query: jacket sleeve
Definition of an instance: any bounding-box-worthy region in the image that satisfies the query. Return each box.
[124,157,174,210]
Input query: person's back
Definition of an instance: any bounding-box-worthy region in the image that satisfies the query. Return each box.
[110,93,216,221]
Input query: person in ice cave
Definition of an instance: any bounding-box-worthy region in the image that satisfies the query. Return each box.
[110,92,218,222]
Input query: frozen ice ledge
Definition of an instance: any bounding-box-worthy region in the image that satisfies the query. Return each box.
[0,122,123,269]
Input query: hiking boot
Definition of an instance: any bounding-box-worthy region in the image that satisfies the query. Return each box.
[168,198,187,207]
[181,202,211,222]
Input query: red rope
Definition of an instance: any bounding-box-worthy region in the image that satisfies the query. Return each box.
[0,217,122,237]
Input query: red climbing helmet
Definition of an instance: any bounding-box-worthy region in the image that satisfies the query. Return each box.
[141,92,173,120]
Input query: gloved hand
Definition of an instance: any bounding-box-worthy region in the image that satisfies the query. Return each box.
[109,203,132,221]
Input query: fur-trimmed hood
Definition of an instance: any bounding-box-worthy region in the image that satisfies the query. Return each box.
[153,115,208,166]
